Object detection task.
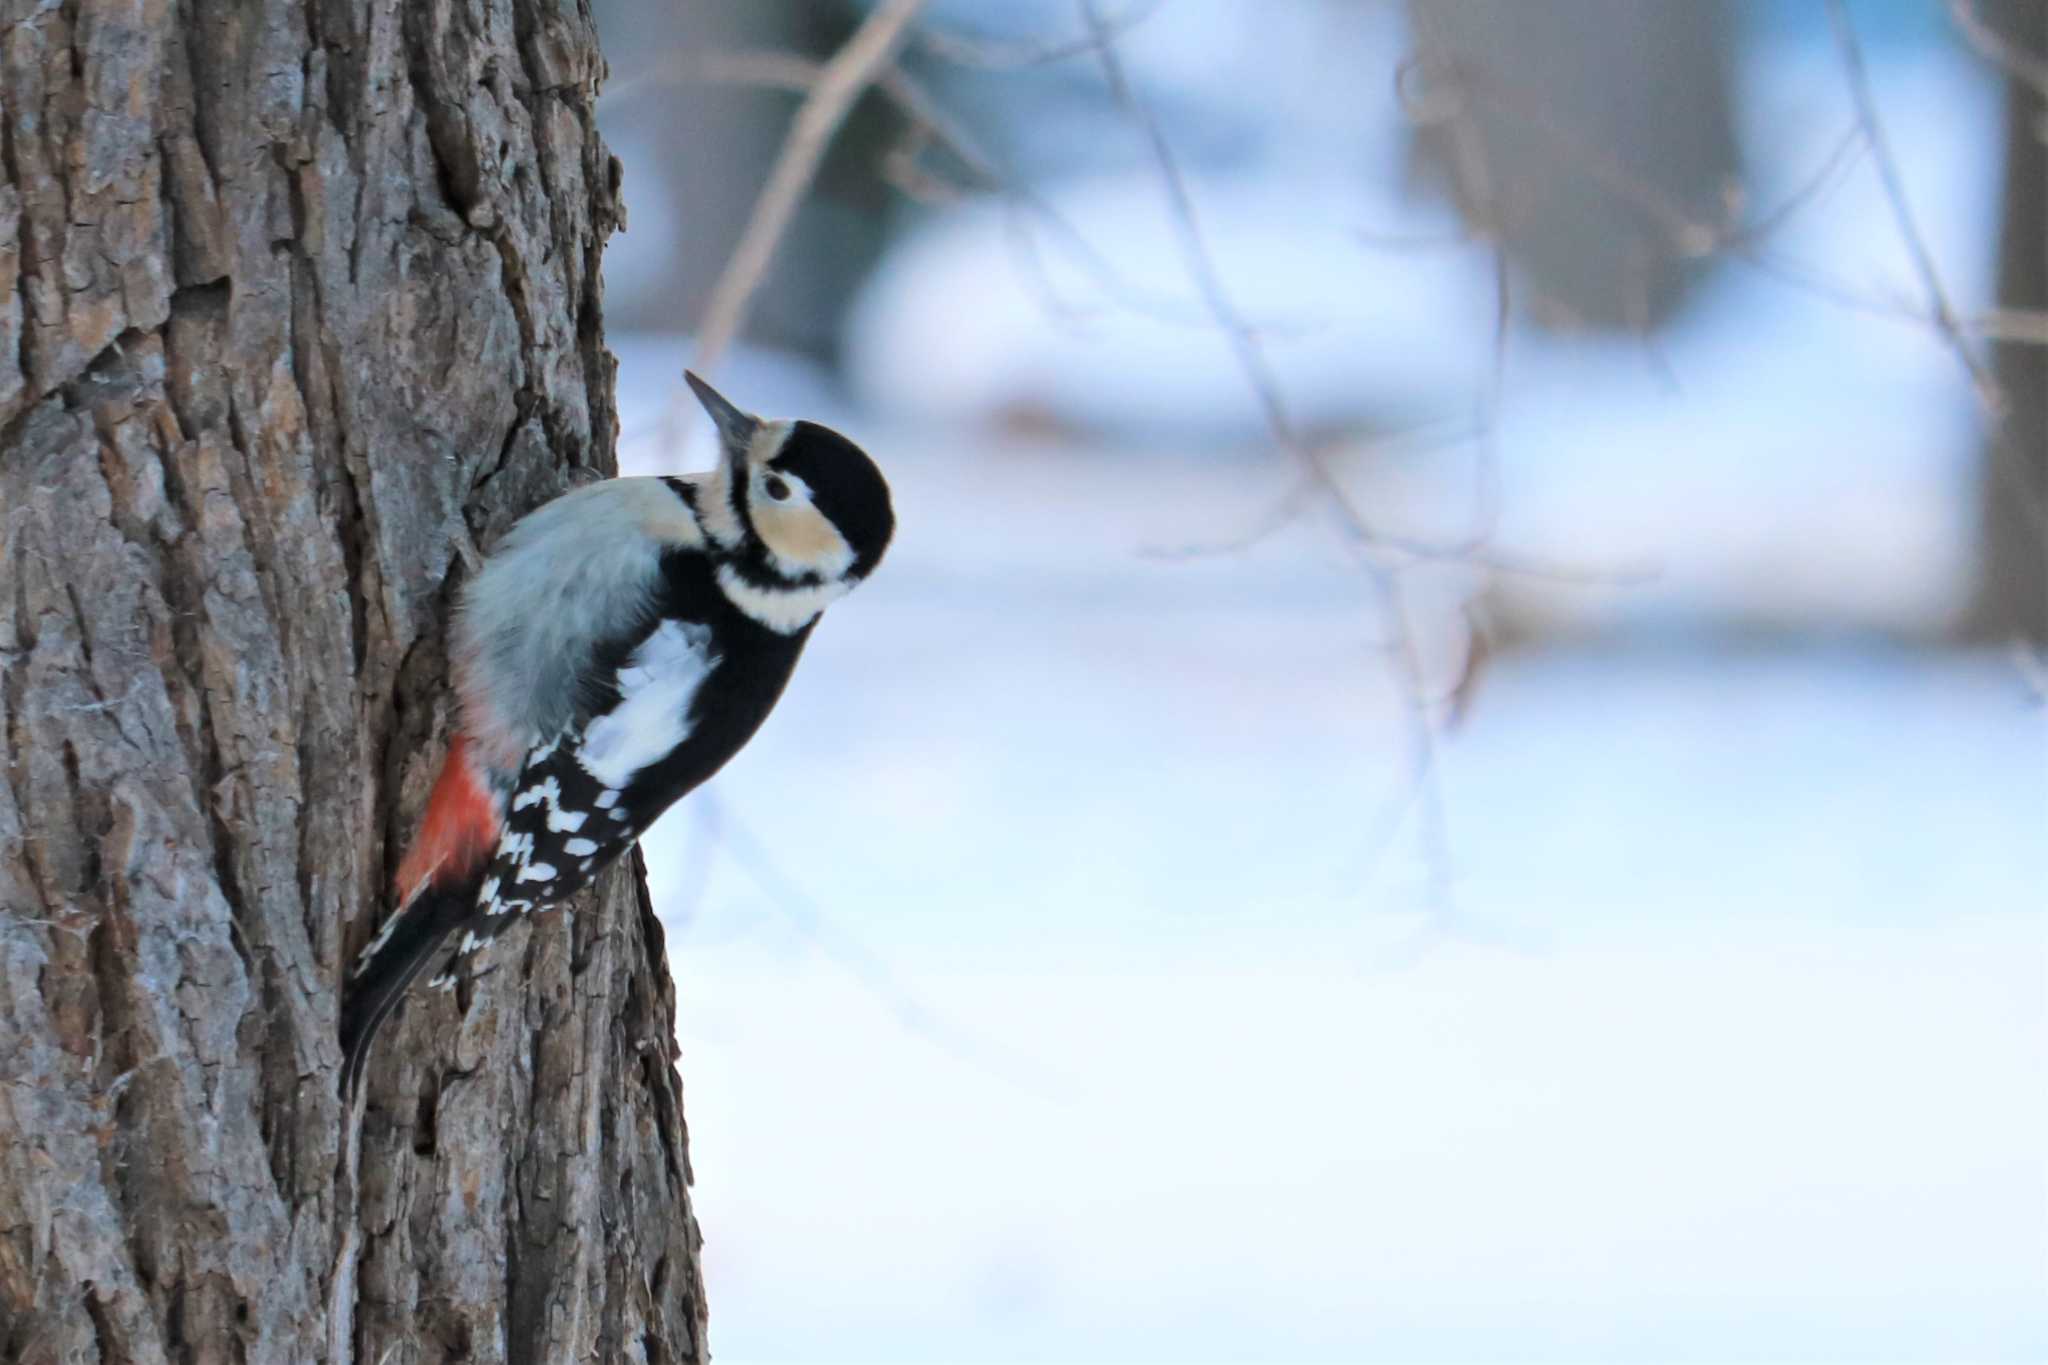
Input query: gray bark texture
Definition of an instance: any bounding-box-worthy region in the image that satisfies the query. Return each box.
[1967,0,2047,641]
[0,1,709,1361]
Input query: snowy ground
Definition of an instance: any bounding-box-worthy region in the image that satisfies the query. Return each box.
[611,346,2045,1360]
[660,633,2044,1362]
[595,12,2044,1363]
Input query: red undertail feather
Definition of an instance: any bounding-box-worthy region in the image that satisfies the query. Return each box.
[394,733,502,905]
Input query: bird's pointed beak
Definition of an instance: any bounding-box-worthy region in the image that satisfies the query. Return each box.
[685,371,760,459]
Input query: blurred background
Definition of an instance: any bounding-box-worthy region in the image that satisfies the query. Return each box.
[592,1,2044,1360]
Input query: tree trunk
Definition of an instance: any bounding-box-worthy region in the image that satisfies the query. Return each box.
[1966,0,2048,642]
[0,2,708,1361]
[1405,0,1741,331]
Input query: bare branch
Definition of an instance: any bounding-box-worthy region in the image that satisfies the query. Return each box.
[1949,0,2048,105]
[1408,42,2048,360]
[690,0,930,381]
[625,31,1263,459]
[1404,6,1519,559]
[1976,307,2048,345]
[1078,2,1305,475]
[1826,0,2003,411]
[704,793,1070,1097]
[874,64,1264,330]
[1083,0,1474,917]
[1354,226,1481,253]
[917,0,1169,70]
[1723,121,1866,249]
[1366,570,1457,919]
[601,49,826,107]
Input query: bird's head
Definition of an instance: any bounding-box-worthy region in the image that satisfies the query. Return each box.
[686,371,895,600]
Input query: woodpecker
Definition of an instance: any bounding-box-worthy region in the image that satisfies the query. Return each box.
[340,373,894,1093]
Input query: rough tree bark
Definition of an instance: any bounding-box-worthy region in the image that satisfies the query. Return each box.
[0,1,708,1361]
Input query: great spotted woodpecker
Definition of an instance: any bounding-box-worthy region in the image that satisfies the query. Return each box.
[340,373,894,1093]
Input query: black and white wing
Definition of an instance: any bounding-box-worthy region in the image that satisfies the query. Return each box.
[430,617,722,986]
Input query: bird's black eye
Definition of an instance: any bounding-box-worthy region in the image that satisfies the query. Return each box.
[763,474,792,502]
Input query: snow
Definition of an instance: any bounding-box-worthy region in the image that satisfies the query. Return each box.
[597,11,2044,1363]
[612,364,2047,1357]
[645,624,2043,1363]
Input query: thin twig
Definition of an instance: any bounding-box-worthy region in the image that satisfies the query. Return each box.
[1354,226,1480,253]
[601,49,825,108]
[1078,3,1304,483]
[621,41,1398,345]
[917,0,1169,70]
[1369,572,1456,918]
[877,63,1262,330]
[661,794,721,934]
[1722,121,1866,249]
[1083,0,1467,915]
[1408,6,1513,559]
[1975,308,2048,345]
[1949,0,2048,105]
[1826,0,2003,412]
[1418,45,2046,355]
[621,39,1273,457]
[690,0,930,381]
[704,793,1070,1098]
[1827,2,2048,557]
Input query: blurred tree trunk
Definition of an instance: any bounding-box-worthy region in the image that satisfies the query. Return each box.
[1406,0,1741,331]
[1966,0,2048,641]
[0,2,707,1361]
[592,0,891,361]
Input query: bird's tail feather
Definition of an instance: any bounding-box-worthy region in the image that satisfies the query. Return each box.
[339,882,477,1096]
[342,733,506,1094]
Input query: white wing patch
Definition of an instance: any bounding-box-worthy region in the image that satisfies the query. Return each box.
[576,620,719,788]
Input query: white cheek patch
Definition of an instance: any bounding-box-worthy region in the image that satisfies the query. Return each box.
[577,620,719,788]
[752,498,856,580]
[714,565,851,634]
